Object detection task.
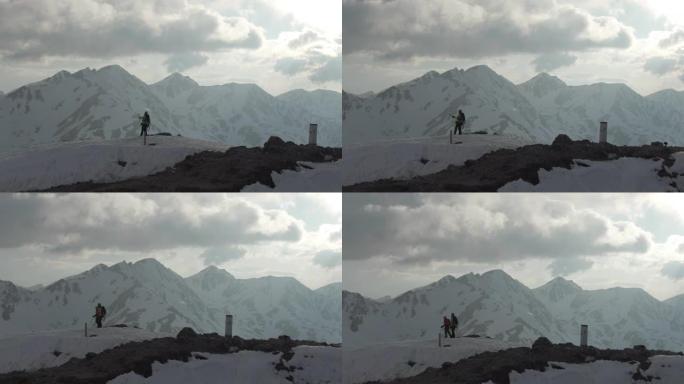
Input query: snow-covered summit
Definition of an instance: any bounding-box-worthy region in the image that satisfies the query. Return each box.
[344,270,684,350]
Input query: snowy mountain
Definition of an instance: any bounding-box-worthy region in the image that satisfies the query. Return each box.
[343,271,684,350]
[0,65,341,151]
[0,260,341,343]
[344,65,684,146]
[343,66,550,145]
[186,267,341,343]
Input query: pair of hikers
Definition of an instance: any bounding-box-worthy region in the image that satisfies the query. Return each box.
[93,303,107,328]
[450,110,466,136]
[441,313,459,338]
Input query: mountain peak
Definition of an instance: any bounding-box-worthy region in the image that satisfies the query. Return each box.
[519,72,567,98]
[465,65,497,76]
[97,64,128,75]
[196,265,235,279]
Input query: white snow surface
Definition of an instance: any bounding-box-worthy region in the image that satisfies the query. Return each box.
[499,157,675,192]
[0,327,170,374]
[0,136,228,191]
[242,161,341,192]
[498,355,684,384]
[342,134,529,185]
[108,346,340,384]
[343,337,520,384]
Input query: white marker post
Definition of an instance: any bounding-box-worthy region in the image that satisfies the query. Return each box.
[580,324,588,347]
[599,122,608,143]
[225,315,233,338]
[309,124,318,145]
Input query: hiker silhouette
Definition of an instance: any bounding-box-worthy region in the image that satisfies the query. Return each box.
[140,110,151,137]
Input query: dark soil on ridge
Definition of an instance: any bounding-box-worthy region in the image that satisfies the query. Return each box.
[345,135,684,192]
[365,337,682,384]
[0,327,338,384]
[37,136,341,192]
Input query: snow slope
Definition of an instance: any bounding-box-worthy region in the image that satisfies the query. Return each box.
[342,134,530,186]
[0,260,341,343]
[344,66,550,146]
[343,337,520,384]
[498,157,676,192]
[0,327,170,374]
[108,346,340,384]
[344,271,684,351]
[185,267,341,343]
[0,65,341,151]
[500,355,684,384]
[345,65,684,146]
[0,135,228,191]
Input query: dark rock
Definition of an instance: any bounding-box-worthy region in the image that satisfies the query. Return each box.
[177,327,198,340]
[552,134,572,146]
[532,337,553,351]
[85,352,96,360]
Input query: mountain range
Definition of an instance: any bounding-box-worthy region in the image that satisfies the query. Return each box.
[0,259,341,343]
[343,270,684,350]
[0,65,341,151]
[343,65,684,146]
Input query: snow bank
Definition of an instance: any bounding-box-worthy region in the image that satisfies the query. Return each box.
[343,134,529,186]
[108,346,340,384]
[499,157,674,192]
[343,337,520,384]
[0,136,228,191]
[0,327,170,374]
[241,161,341,192]
[489,355,684,384]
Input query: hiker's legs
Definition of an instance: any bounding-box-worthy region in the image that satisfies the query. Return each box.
[96,317,102,328]
[444,328,449,338]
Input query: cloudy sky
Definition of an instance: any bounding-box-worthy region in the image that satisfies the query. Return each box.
[344,0,684,95]
[344,193,684,301]
[0,193,341,290]
[0,0,341,95]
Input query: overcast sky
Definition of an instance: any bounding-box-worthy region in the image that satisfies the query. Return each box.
[343,0,684,96]
[344,194,684,301]
[0,0,341,95]
[0,193,341,290]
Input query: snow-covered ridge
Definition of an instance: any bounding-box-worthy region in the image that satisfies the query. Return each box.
[344,65,684,146]
[0,65,341,151]
[0,259,341,343]
[344,270,684,350]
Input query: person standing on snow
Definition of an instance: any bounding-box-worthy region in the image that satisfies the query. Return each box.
[94,303,107,328]
[140,110,151,138]
[441,316,452,338]
[454,110,466,135]
[450,312,459,338]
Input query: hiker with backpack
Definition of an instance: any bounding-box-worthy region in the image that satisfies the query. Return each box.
[451,110,466,136]
[450,312,459,338]
[94,303,107,328]
[140,110,151,141]
[441,316,454,338]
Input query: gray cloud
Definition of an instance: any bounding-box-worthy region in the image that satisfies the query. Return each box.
[0,194,302,255]
[549,257,594,276]
[660,30,684,48]
[343,0,632,62]
[344,194,651,266]
[310,54,342,83]
[0,1,263,61]
[274,57,310,76]
[644,57,678,76]
[274,52,341,84]
[200,246,247,266]
[164,52,210,72]
[289,31,320,49]
[662,261,684,280]
[313,250,342,269]
[532,52,578,72]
